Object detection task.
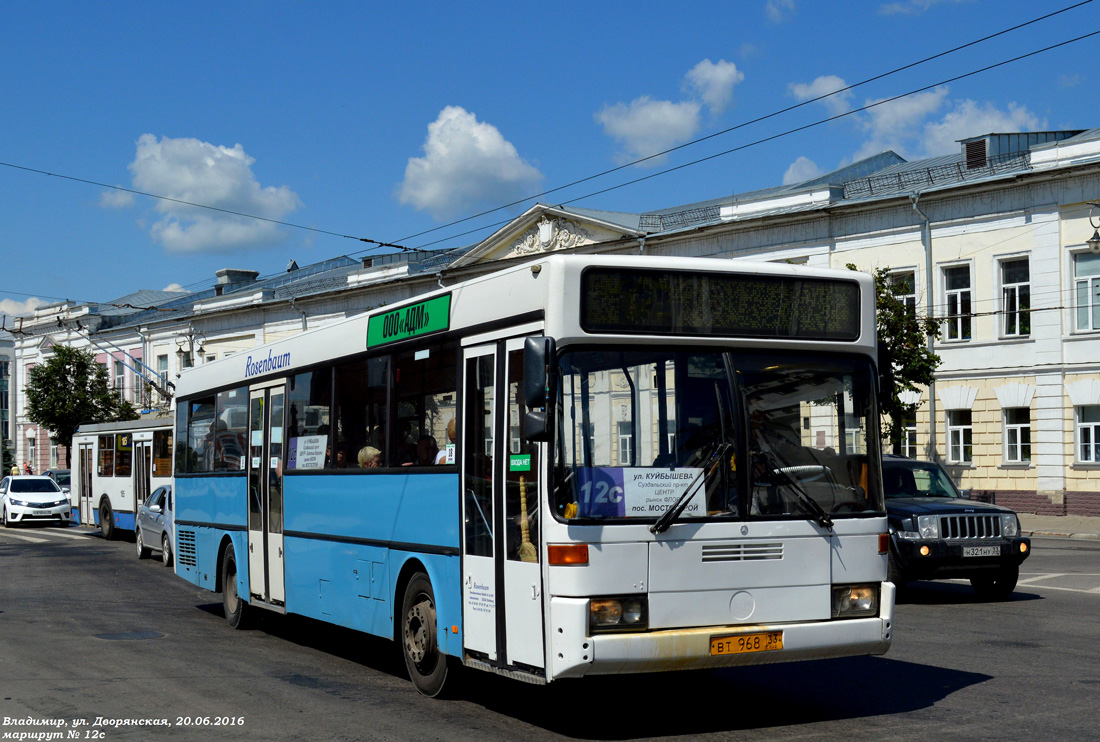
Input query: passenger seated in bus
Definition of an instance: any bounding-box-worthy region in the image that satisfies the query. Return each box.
[435,418,456,465]
[333,446,352,468]
[358,446,382,468]
[414,435,439,466]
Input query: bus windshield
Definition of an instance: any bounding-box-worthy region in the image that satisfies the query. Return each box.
[552,348,883,523]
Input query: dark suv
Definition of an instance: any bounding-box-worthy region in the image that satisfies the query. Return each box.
[882,456,1030,600]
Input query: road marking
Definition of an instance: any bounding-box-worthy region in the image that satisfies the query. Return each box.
[0,532,48,543]
[1018,573,1066,585]
[39,528,97,540]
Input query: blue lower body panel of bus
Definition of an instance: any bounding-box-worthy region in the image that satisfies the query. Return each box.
[93,508,135,533]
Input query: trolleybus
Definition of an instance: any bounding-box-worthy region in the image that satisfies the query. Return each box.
[71,417,174,538]
[172,254,893,695]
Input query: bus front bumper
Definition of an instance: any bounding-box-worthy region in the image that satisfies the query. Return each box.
[548,582,894,680]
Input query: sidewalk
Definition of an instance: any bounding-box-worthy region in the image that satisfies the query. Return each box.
[1019,513,1100,540]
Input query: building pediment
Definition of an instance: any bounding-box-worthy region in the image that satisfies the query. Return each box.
[450,204,642,268]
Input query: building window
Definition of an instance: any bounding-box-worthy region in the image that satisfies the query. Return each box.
[1077,406,1100,463]
[113,360,125,393]
[943,266,972,340]
[899,414,917,458]
[889,270,917,316]
[1003,408,1031,463]
[617,421,633,465]
[1074,252,1100,332]
[947,410,973,463]
[1001,258,1030,337]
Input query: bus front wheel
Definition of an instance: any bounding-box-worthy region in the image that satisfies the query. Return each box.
[221,545,250,629]
[99,501,114,540]
[400,572,448,697]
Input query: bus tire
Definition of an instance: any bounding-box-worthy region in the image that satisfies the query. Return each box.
[221,545,250,629]
[161,534,173,567]
[135,527,150,559]
[99,501,114,540]
[400,572,448,697]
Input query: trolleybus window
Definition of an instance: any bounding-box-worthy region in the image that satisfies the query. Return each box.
[115,433,133,477]
[97,435,115,477]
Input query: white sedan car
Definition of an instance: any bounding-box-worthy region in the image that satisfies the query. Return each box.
[1,475,72,527]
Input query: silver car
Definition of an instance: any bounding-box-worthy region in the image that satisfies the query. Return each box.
[135,485,173,567]
[1,476,72,527]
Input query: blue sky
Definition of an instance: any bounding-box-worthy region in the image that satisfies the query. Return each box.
[1,0,1097,320]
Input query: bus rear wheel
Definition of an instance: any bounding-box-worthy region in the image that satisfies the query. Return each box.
[221,545,250,629]
[400,572,448,697]
[99,501,114,540]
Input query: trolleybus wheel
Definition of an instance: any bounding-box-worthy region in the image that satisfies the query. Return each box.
[161,534,173,567]
[135,527,150,559]
[99,501,114,540]
[221,545,250,629]
[400,572,448,697]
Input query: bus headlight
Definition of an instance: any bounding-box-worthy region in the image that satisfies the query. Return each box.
[831,584,879,618]
[589,597,648,632]
[1001,513,1019,538]
[917,515,940,539]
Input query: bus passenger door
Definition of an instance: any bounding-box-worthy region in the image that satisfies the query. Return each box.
[78,444,94,525]
[461,337,546,672]
[461,345,497,660]
[133,439,151,511]
[501,338,545,670]
[248,383,287,607]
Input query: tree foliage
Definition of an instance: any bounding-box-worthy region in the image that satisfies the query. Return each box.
[848,264,942,452]
[25,345,139,466]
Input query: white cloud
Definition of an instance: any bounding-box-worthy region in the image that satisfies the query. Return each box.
[765,0,795,22]
[920,100,1045,157]
[596,97,702,166]
[788,75,853,117]
[783,156,824,185]
[98,188,135,209]
[162,283,186,293]
[398,106,543,221]
[848,87,1045,162]
[684,59,744,115]
[0,297,46,318]
[127,134,302,254]
[879,0,968,15]
[852,86,950,161]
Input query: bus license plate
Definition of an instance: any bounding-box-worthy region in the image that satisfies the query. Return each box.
[962,546,1000,557]
[710,631,783,656]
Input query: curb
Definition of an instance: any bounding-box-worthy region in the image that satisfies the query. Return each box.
[1024,530,1100,540]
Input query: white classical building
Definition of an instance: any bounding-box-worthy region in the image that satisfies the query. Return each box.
[10,128,1100,516]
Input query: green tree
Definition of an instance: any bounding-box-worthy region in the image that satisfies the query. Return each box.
[25,345,139,468]
[848,264,942,453]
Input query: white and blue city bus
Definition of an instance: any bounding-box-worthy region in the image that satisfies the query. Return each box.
[71,417,174,538]
[172,254,893,696]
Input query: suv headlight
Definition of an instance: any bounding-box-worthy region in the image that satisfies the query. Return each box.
[1001,513,1019,538]
[917,515,940,539]
[589,597,648,633]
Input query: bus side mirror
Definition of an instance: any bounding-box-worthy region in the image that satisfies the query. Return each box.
[523,336,555,442]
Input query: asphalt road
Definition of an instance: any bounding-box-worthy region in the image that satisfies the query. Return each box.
[1,526,1097,741]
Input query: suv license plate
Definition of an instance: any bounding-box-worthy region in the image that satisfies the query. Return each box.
[710,631,783,656]
[962,546,1000,557]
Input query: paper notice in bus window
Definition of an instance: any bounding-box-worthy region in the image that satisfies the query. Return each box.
[287,435,327,470]
[575,467,705,518]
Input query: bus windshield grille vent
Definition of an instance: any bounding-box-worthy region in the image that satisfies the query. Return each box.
[177,529,198,567]
[701,543,783,562]
[939,515,1001,540]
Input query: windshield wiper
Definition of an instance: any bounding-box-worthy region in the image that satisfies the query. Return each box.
[759,452,834,530]
[650,442,733,535]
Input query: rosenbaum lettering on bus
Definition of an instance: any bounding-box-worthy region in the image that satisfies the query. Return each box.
[244,350,292,378]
